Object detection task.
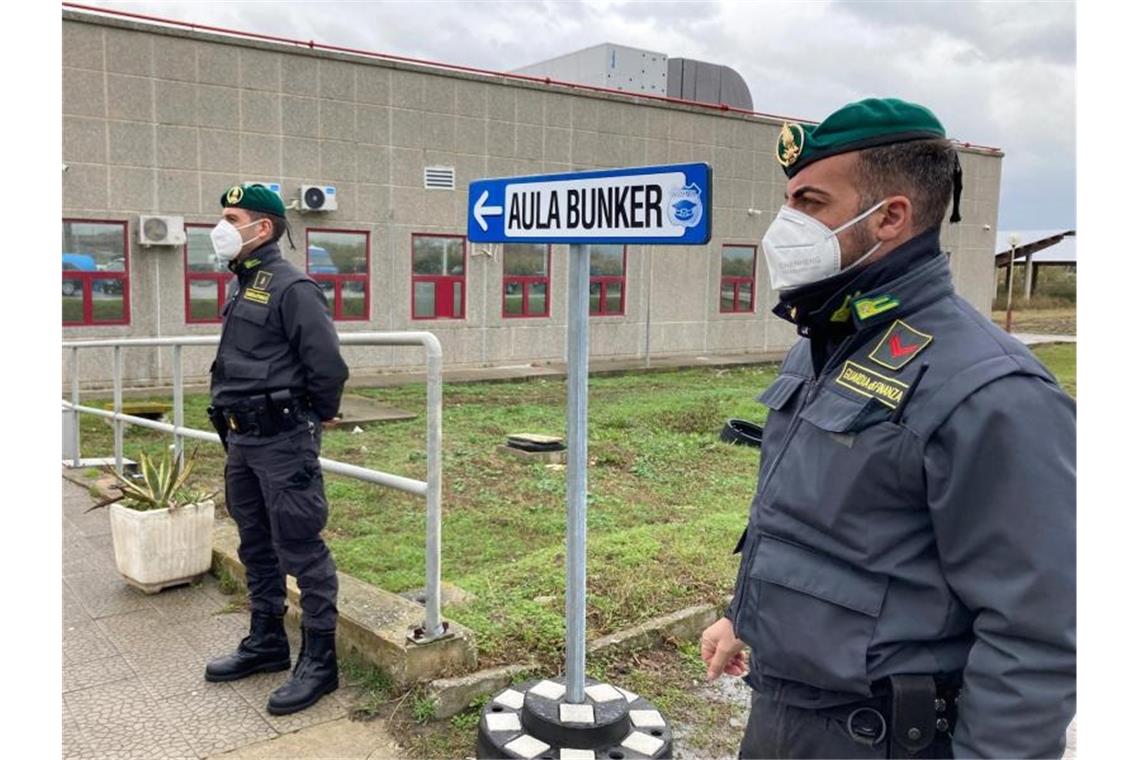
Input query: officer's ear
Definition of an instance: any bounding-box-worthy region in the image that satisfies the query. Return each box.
[255,215,274,241]
[873,195,912,243]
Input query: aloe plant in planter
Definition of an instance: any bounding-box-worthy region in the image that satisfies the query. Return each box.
[96,449,218,594]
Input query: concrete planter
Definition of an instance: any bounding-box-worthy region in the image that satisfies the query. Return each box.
[109,500,215,594]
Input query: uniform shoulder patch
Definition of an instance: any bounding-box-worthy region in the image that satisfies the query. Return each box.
[853,294,899,321]
[243,288,271,305]
[253,271,274,290]
[835,360,909,409]
[868,319,932,371]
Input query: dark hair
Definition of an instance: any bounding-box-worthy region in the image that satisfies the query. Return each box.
[246,210,289,244]
[856,138,957,232]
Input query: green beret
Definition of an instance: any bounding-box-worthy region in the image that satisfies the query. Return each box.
[777,97,946,178]
[219,183,286,217]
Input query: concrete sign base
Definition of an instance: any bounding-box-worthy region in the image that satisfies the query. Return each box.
[476,676,672,759]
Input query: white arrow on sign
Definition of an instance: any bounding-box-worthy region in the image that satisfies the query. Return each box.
[473,189,504,232]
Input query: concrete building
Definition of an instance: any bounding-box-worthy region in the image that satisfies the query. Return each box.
[61,8,1004,389]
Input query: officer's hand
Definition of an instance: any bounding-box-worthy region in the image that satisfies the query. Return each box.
[701,616,747,681]
[321,416,341,431]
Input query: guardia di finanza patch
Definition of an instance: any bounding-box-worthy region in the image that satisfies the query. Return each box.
[243,288,271,305]
[835,360,909,409]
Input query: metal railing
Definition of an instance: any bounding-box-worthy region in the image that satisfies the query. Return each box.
[61,332,447,643]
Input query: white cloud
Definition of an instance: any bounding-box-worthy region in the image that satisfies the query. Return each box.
[76,0,1075,226]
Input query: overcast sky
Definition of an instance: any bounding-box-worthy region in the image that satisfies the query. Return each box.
[80,0,1075,231]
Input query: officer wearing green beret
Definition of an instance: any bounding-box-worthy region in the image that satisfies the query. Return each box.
[700,99,1075,758]
[202,183,350,716]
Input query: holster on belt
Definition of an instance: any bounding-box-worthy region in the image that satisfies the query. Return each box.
[889,674,938,757]
[206,405,230,451]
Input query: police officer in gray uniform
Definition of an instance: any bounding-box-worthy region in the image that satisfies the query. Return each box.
[700,99,1075,758]
[203,184,350,717]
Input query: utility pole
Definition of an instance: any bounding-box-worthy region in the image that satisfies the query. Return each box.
[1005,234,1019,333]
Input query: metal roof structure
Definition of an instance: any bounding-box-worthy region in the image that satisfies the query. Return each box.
[994,229,1076,267]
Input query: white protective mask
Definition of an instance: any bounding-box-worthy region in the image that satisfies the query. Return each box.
[761,200,886,291]
[209,219,261,261]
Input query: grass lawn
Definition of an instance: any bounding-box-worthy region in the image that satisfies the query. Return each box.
[71,343,1075,753]
[1033,342,1075,397]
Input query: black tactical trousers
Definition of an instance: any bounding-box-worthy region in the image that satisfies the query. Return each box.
[225,421,338,630]
[739,687,953,759]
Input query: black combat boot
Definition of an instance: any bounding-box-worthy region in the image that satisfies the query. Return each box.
[266,628,339,715]
[204,611,291,682]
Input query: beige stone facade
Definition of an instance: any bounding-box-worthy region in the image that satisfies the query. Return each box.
[62,10,1003,387]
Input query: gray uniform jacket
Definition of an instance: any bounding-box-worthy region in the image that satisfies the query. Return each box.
[728,248,1076,758]
[210,242,349,442]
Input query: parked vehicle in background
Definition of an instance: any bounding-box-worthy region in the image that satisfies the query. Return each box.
[62,252,97,296]
[308,245,339,299]
[308,246,339,274]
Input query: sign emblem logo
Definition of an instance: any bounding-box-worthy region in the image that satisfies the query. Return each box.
[667,183,703,228]
[226,186,244,205]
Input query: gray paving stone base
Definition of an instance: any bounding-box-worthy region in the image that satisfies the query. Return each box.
[61,477,360,760]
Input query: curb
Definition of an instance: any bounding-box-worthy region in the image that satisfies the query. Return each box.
[424,603,722,721]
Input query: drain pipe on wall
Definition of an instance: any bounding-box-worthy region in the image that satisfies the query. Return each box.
[154,255,163,383]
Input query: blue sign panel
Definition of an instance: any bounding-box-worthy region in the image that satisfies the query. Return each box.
[467,163,712,245]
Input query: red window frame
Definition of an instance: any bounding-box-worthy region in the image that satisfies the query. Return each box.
[589,245,627,317]
[502,244,552,319]
[184,223,230,324]
[306,228,371,321]
[719,244,757,314]
[62,218,131,327]
[411,233,467,321]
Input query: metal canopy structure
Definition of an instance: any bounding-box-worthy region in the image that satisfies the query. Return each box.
[994,229,1076,268]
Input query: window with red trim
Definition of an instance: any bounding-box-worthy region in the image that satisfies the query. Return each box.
[412,234,466,320]
[62,219,130,326]
[719,244,756,314]
[307,229,370,321]
[184,224,230,323]
[589,244,626,316]
[502,244,550,318]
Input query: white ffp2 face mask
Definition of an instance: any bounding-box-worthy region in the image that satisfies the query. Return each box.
[209,220,261,261]
[761,201,886,291]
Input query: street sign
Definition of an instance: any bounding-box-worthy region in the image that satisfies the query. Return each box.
[467,162,711,245]
[471,162,709,754]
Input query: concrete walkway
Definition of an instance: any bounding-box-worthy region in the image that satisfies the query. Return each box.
[62,477,398,760]
[1015,332,1077,346]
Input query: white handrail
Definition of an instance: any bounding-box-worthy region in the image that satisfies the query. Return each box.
[62,331,447,642]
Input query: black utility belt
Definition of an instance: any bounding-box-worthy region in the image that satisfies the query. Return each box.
[208,391,311,437]
[819,673,962,758]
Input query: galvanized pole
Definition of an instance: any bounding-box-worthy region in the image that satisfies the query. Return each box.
[172,345,184,468]
[71,347,81,468]
[113,346,123,475]
[644,246,653,369]
[423,336,444,640]
[565,244,590,704]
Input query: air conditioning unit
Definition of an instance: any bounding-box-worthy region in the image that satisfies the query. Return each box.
[138,215,186,246]
[299,185,337,212]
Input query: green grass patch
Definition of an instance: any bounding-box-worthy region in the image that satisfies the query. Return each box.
[72,346,1074,687]
[1032,343,1076,397]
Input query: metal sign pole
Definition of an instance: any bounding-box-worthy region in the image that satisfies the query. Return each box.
[565,244,590,704]
[469,163,707,758]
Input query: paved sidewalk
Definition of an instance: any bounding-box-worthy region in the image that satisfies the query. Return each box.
[62,477,395,760]
[1015,332,1077,346]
